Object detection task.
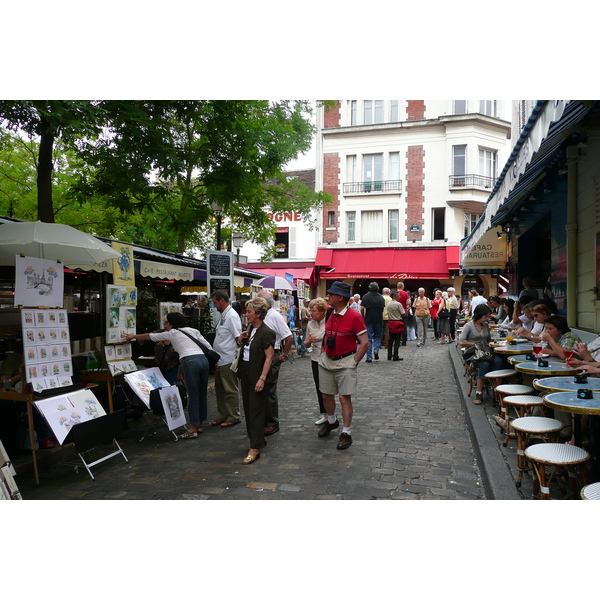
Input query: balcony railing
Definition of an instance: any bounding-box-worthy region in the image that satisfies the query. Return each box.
[343,180,403,194]
[449,174,495,189]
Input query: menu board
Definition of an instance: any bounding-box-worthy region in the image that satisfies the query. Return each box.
[207,251,233,300]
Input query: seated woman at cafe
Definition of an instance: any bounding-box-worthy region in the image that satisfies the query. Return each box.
[459,304,504,405]
[514,303,553,342]
[498,298,515,329]
[487,295,507,323]
[539,314,581,359]
[568,335,600,372]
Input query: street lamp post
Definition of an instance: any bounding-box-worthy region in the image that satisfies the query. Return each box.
[211,202,223,250]
[232,233,245,266]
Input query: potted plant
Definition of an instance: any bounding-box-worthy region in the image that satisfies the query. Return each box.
[275,242,286,253]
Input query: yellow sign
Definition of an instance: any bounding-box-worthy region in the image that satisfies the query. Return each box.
[111,242,135,285]
[461,227,507,270]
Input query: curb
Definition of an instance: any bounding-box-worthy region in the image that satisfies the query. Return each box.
[448,346,521,500]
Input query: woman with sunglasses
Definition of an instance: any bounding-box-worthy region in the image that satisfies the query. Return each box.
[515,303,553,343]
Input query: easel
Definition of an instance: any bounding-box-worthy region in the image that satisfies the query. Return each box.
[62,409,129,480]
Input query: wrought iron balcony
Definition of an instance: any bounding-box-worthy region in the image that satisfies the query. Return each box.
[449,174,495,189]
[343,180,403,194]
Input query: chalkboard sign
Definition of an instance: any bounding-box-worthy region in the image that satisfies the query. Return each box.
[207,251,233,300]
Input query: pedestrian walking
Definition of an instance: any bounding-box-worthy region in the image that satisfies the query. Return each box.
[380,287,392,349]
[361,281,385,362]
[437,291,451,344]
[413,288,432,348]
[303,297,328,425]
[396,281,411,346]
[210,290,242,427]
[447,286,460,342]
[318,281,368,450]
[386,290,405,360]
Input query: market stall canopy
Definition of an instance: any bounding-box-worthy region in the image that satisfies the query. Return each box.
[258,275,297,291]
[0,221,120,266]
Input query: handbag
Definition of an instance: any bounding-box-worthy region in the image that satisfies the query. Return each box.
[389,320,404,335]
[464,342,493,363]
[230,347,242,374]
[438,300,450,319]
[175,328,221,368]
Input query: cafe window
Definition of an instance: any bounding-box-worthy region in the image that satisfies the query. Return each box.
[274,229,289,258]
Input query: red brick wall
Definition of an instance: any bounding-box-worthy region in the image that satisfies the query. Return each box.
[407,100,425,121]
[406,146,425,241]
[323,102,341,128]
[323,152,340,243]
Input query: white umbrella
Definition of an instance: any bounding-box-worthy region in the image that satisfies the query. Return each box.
[258,275,297,291]
[0,221,121,266]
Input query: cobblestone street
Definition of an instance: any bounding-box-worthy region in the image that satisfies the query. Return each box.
[18,337,486,500]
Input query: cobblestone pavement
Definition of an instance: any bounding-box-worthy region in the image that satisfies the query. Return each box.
[18,337,486,500]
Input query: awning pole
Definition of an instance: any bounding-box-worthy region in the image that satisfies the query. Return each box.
[566,145,579,326]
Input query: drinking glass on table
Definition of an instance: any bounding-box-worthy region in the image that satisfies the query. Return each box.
[563,349,574,367]
[506,334,514,343]
[532,344,543,359]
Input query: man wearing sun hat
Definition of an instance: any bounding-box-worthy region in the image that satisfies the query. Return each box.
[317,281,368,450]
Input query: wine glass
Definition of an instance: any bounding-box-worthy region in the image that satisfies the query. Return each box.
[532,344,542,359]
[563,349,574,367]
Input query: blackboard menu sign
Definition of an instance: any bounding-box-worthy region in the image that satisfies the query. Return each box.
[207,251,233,300]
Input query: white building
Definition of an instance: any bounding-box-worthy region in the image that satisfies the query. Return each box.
[313,100,513,300]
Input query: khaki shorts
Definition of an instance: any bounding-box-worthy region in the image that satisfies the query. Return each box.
[318,353,358,397]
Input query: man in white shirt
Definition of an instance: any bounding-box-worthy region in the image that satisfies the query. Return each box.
[211,290,242,427]
[257,291,293,435]
[469,289,487,315]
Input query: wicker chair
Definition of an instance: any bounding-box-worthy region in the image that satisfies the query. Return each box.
[580,482,600,500]
[524,442,589,499]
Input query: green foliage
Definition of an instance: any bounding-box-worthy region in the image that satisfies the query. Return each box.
[0,100,330,256]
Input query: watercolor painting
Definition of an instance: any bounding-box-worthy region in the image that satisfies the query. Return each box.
[160,386,186,431]
[15,256,64,308]
[124,368,169,408]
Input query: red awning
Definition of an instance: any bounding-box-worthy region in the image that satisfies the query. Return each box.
[314,247,459,280]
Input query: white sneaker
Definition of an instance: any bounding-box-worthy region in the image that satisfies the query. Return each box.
[315,415,327,425]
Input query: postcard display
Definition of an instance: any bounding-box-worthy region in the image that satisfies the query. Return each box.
[106,284,138,343]
[15,256,74,393]
[104,343,136,376]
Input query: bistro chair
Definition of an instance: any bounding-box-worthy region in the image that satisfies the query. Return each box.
[510,416,564,488]
[524,442,589,500]
[484,369,517,406]
[500,394,545,446]
[580,482,600,500]
[493,383,535,441]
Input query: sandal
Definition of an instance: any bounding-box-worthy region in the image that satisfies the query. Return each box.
[242,453,260,465]
[180,430,199,439]
[211,418,225,426]
[221,420,239,427]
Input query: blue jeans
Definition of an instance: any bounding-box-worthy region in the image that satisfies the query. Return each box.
[366,321,382,359]
[181,354,209,425]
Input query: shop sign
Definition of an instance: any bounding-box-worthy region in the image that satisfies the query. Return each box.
[139,260,195,281]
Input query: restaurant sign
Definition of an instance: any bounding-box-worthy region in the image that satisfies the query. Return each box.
[139,260,195,281]
[461,227,506,270]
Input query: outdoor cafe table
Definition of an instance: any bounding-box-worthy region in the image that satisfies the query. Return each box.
[543,390,600,479]
[515,362,579,377]
[493,342,535,356]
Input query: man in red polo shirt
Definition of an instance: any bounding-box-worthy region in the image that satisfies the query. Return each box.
[318,281,368,450]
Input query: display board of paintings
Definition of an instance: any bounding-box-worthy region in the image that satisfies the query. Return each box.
[159,385,186,431]
[106,284,138,343]
[123,367,170,409]
[104,343,136,376]
[21,308,73,392]
[33,388,106,445]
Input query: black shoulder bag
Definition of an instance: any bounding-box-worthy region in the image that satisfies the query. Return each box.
[175,328,221,368]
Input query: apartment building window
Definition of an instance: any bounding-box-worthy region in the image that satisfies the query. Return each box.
[347,155,357,182]
[327,211,335,228]
[453,145,466,185]
[350,100,357,125]
[389,152,399,181]
[362,211,383,242]
[432,207,445,240]
[390,100,399,122]
[347,211,356,242]
[479,148,497,180]
[454,100,467,114]
[479,100,496,117]
[388,209,399,242]
[363,154,383,191]
[464,213,478,237]
[364,100,383,125]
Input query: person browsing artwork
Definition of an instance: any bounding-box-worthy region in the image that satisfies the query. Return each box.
[125,311,213,439]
